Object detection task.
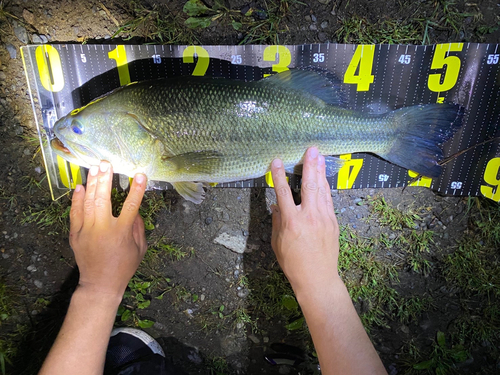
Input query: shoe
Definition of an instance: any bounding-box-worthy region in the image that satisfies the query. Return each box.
[104,327,165,374]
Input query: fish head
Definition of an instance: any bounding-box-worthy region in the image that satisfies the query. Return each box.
[51,102,159,177]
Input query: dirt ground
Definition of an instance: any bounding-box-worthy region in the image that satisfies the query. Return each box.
[0,0,499,374]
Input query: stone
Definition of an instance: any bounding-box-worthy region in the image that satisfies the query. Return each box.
[237,289,249,298]
[309,24,318,31]
[263,336,269,343]
[320,21,329,29]
[205,216,213,225]
[34,280,43,288]
[31,34,43,44]
[14,26,29,44]
[248,334,260,344]
[318,0,331,4]
[311,14,317,22]
[304,15,311,22]
[40,35,49,43]
[6,44,16,59]
[400,325,410,334]
[0,71,6,80]
[214,232,247,254]
[200,294,205,301]
[23,9,35,25]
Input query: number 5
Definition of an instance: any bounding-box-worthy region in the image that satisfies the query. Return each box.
[428,43,463,92]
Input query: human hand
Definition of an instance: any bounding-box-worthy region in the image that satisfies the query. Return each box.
[270,147,341,297]
[69,161,148,300]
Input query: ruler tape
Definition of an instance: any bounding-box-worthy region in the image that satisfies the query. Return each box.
[21,43,500,202]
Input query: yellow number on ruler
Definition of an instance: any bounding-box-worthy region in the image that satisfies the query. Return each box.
[480,157,500,202]
[108,45,131,85]
[263,45,292,77]
[408,170,432,188]
[428,43,463,92]
[35,45,64,92]
[336,154,363,189]
[343,45,375,92]
[265,171,288,188]
[183,46,210,76]
[57,155,82,189]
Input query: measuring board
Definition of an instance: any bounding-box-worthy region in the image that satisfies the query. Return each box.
[21,43,500,202]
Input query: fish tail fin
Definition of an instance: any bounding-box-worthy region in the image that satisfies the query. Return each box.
[380,104,463,177]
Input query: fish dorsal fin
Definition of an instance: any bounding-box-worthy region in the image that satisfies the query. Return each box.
[256,68,346,106]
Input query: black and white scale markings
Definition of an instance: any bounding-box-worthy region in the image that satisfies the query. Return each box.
[21,43,500,202]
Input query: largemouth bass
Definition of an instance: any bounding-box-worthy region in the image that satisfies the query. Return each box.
[51,69,461,204]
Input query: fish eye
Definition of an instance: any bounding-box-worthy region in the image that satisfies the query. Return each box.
[71,121,84,135]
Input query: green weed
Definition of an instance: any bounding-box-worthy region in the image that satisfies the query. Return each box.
[411,331,467,374]
[397,295,433,325]
[21,199,71,235]
[207,356,230,375]
[368,196,421,230]
[147,236,191,263]
[114,1,196,44]
[232,306,258,333]
[335,16,422,44]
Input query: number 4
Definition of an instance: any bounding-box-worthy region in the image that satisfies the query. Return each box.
[344,45,375,92]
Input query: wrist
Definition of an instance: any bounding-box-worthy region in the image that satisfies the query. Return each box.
[73,283,124,310]
[294,275,347,311]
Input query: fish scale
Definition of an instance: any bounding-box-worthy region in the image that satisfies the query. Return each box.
[51,69,461,203]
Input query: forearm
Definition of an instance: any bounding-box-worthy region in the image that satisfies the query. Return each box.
[39,286,122,375]
[296,277,387,375]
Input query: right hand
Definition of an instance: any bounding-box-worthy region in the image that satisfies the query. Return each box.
[69,161,148,300]
[270,147,341,296]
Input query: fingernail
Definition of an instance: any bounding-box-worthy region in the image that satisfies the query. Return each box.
[75,185,81,193]
[309,147,319,159]
[272,159,282,168]
[89,165,99,176]
[135,173,145,184]
[100,161,109,172]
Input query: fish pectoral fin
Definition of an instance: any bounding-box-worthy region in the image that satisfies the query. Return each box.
[285,156,345,177]
[172,182,205,204]
[163,151,223,175]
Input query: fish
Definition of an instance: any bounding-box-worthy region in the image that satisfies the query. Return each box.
[51,69,462,204]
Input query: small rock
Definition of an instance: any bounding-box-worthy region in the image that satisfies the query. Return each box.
[35,166,42,174]
[187,349,203,364]
[6,44,16,59]
[400,325,410,334]
[0,71,6,80]
[353,198,362,204]
[304,15,311,22]
[237,289,249,298]
[318,0,331,4]
[331,8,336,15]
[31,34,43,44]
[31,310,38,316]
[242,230,249,236]
[388,233,396,240]
[214,232,247,254]
[340,207,346,213]
[248,334,260,344]
[205,216,213,225]
[311,14,317,22]
[318,32,327,43]
[236,322,244,329]
[200,294,205,301]
[34,280,43,289]
[27,265,37,272]
[14,26,29,44]
[443,233,449,240]
[23,9,35,25]
[349,206,355,210]
[320,21,329,29]
[263,336,269,343]
[1,253,10,259]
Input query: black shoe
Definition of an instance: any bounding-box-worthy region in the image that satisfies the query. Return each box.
[104,327,166,375]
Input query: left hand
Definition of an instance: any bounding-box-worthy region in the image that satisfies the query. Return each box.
[69,161,148,299]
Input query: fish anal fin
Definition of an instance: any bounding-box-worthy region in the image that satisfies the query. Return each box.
[172,182,205,204]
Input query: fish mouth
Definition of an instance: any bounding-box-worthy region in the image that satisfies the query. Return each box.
[50,136,98,167]
[51,137,72,154]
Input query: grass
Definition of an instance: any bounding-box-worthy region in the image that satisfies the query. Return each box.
[368,196,421,230]
[113,1,197,44]
[21,199,71,235]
